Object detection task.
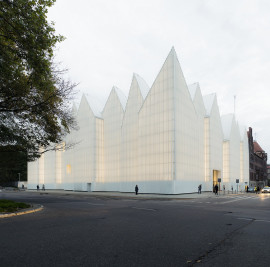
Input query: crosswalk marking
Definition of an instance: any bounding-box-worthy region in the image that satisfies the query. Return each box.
[180,194,269,205]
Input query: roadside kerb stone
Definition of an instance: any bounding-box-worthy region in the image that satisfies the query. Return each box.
[0,204,43,219]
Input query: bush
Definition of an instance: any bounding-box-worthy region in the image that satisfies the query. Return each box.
[0,199,30,213]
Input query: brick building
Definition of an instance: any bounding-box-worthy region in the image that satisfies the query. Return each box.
[247,127,268,187]
[267,165,270,186]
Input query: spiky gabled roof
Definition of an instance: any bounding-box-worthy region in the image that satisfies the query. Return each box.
[203,93,216,116]
[221,113,235,140]
[188,83,199,100]
[133,73,150,99]
[84,94,104,118]
[114,86,127,110]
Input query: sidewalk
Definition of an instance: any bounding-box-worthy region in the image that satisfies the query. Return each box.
[25,189,247,200]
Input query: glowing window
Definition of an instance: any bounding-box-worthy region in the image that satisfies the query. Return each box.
[66,164,71,174]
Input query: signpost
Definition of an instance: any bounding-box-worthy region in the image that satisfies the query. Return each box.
[236,179,239,193]
[218,178,221,194]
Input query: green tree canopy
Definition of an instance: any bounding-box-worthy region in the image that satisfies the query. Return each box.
[0,145,27,185]
[0,0,77,161]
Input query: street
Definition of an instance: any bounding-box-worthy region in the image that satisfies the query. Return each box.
[0,190,270,266]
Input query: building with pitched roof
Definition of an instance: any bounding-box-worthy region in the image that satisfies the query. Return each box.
[27,48,249,193]
[247,127,267,188]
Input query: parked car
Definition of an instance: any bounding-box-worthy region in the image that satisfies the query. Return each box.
[247,186,255,192]
[261,186,270,193]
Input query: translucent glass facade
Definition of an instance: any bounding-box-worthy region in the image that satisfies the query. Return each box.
[27,48,249,194]
[203,94,224,191]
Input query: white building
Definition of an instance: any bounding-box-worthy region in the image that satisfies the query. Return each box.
[28,48,249,193]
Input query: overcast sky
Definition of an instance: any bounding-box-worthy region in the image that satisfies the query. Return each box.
[48,0,270,156]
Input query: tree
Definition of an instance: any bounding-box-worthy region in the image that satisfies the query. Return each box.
[0,145,27,186]
[0,0,77,161]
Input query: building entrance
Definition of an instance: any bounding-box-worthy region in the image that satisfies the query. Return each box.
[213,170,220,191]
[87,183,91,192]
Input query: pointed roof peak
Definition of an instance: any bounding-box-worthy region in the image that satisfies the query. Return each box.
[188,82,200,100]
[133,73,150,99]
[112,86,127,110]
[81,93,87,100]
[221,113,235,140]
[170,46,176,54]
[79,93,104,118]
[168,46,177,59]
[203,93,216,115]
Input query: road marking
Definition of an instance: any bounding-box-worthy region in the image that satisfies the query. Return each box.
[218,197,258,204]
[237,217,270,223]
[237,217,253,221]
[87,203,105,206]
[255,219,270,223]
[131,207,156,211]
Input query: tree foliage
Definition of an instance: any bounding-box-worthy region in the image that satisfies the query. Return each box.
[0,145,27,185]
[0,0,77,161]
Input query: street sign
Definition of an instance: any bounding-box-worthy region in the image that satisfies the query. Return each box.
[218,178,221,182]
[236,179,239,183]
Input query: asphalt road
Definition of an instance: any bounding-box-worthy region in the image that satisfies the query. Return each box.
[1,191,270,267]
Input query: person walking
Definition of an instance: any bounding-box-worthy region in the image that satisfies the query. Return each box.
[215,184,218,195]
[135,185,139,195]
[223,185,225,194]
[37,185,39,191]
[42,184,45,191]
[198,184,202,194]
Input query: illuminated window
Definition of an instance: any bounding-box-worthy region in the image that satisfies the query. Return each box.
[66,164,71,174]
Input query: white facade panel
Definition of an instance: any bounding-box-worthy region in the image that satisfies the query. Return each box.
[204,95,224,191]
[27,48,250,195]
[102,87,125,187]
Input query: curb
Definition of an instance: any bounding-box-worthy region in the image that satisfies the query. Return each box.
[0,204,43,219]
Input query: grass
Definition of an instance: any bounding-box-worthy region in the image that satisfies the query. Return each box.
[0,199,30,213]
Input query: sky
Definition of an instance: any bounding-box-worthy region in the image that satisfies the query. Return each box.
[47,0,270,156]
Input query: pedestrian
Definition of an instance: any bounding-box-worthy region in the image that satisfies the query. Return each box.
[255,186,257,194]
[37,185,39,191]
[231,185,233,194]
[223,185,225,194]
[246,185,249,193]
[42,184,45,191]
[198,184,202,194]
[215,184,218,195]
[135,185,139,195]
[22,184,24,189]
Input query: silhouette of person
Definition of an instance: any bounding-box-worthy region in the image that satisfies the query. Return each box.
[135,185,139,195]
[215,184,218,195]
[198,184,202,194]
